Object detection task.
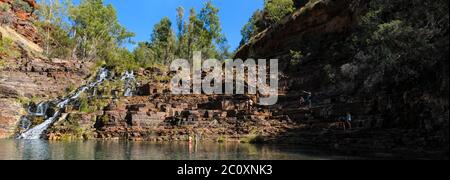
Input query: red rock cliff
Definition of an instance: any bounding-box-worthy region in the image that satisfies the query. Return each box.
[0,0,40,44]
[0,0,92,138]
[235,0,449,156]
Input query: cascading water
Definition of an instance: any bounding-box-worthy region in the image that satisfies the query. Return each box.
[19,117,32,131]
[18,68,109,140]
[28,103,49,117]
[122,71,135,97]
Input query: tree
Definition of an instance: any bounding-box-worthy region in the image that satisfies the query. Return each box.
[68,0,134,61]
[186,8,203,60]
[198,0,226,58]
[175,1,227,60]
[239,0,295,48]
[239,9,263,46]
[36,0,74,58]
[347,0,448,93]
[136,1,229,66]
[175,6,186,58]
[149,17,176,65]
[217,41,232,60]
[264,0,295,24]
[133,42,153,68]
[104,47,137,72]
[34,0,136,72]
[199,2,224,46]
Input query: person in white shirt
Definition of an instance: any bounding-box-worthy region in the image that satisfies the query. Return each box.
[247,98,254,112]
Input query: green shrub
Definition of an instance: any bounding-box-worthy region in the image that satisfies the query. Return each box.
[239,0,295,46]
[348,0,448,90]
[66,113,81,127]
[240,134,265,144]
[12,0,33,13]
[217,136,227,143]
[65,83,76,94]
[16,96,31,106]
[101,114,109,124]
[30,116,44,126]
[90,98,109,111]
[290,50,303,66]
[0,37,19,61]
[264,0,295,24]
[104,47,140,73]
[0,3,11,12]
[154,75,171,83]
[323,64,336,84]
[78,95,91,113]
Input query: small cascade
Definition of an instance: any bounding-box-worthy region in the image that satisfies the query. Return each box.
[28,103,49,117]
[19,117,32,131]
[122,70,135,97]
[18,68,109,140]
[124,88,133,97]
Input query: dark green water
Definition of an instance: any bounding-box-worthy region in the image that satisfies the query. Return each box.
[0,140,359,160]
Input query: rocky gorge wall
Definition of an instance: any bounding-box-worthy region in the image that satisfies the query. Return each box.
[0,58,92,138]
[42,0,448,158]
[0,0,92,138]
[0,0,446,158]
[235,0,449,157]
[0,0,40,45]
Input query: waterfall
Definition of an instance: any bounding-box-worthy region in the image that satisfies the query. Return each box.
[28,103,49,117]
[122,70,135,97]
[18,68,109,140]
[124,88,133,97]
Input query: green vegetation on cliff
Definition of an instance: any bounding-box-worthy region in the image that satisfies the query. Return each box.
[0,37,19,60]
[240,0,296,46]
[37,0,135,72]
[0,37,19,70]
[12,0,33,13]
[346,0,448,94]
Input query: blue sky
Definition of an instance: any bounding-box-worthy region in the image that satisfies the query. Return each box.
[102,0,264,51]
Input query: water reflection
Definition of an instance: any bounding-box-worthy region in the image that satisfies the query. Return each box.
[20,140,51,160]
[0,140,357,160]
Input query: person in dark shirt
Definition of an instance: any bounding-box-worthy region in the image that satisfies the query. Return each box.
[302,91,313,108]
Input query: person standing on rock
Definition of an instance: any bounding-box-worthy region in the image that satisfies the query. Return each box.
[247,98,254,112]
[302,91,313,108]
[299,96,305,108]
[345,112,352,131]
